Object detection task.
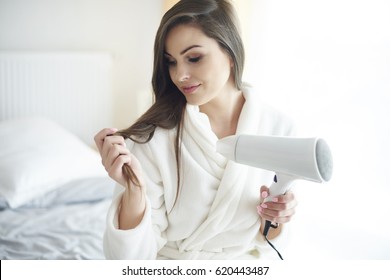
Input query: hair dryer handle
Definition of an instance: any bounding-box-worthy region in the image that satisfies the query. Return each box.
[263,173,296,239]
[264,173,296,202]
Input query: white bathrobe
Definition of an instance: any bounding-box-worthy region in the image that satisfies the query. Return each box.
[103,85,295,260]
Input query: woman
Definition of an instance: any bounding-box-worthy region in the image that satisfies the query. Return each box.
[95,0,297,259]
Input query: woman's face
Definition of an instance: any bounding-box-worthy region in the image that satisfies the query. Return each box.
[164,24,235,106]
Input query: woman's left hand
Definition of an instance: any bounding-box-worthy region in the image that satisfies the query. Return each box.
[257,185,298,225]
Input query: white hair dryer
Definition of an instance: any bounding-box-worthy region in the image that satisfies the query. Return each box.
[216,134,333,236]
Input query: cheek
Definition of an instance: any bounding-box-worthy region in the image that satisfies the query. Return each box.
[168,68,178,85]
[209,60,232,84]
[212,53,232,75]
[200,61,225,82]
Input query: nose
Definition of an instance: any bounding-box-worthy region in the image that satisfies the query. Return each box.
[174,64,190,83]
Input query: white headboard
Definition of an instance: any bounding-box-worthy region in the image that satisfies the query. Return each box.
[0,51,113,145]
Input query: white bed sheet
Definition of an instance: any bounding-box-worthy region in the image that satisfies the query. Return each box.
[0,177,115,260]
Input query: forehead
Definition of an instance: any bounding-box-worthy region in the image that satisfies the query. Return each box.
[165,24,218,54]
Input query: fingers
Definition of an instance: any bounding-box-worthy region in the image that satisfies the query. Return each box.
[258,186,298,224]
[94,128,118,153]
[259,185,269,203]
[94,128,135,187]
[258,210,294,224]
[108,153,132,181]
[101,136,127,165]
[258,201,297,224]
[272,191,295,204]
[104,143,130,172]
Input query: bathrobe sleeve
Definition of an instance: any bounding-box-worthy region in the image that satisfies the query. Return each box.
[103,134,169,260]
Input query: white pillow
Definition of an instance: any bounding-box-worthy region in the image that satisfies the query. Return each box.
[0,117,107,208]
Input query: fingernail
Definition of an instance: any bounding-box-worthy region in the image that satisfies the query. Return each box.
[261,191,268,199]
[260,203,267,208]
[272,197,278,202]
[257,206,262,214]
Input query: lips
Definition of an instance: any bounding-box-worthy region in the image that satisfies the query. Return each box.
[181,84,200,94]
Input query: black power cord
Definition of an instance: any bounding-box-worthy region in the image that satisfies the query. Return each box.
[263,220,284,260]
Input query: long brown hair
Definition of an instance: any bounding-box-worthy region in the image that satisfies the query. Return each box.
[116,0,245,194]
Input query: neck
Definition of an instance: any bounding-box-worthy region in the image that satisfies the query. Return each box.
[200,87,245,139]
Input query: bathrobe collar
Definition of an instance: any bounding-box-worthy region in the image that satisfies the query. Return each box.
[178,84,262,253]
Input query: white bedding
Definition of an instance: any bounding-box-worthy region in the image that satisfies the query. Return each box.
[0,51,116,260]
[0,177,115,260]
[0,117,115,260]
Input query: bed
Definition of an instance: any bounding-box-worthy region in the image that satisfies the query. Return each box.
[0,52,115,259]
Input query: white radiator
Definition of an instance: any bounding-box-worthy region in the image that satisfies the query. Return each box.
[0,52,113,145]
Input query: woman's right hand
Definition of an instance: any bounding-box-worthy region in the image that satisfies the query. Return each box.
[94,128,144,188]
[95,128,146,229]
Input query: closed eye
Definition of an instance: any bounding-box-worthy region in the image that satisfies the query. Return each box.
[166,60,176,66]
[164,56,176,67]
[189,56,201,63]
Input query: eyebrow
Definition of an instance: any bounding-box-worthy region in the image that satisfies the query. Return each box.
[164,45,202,57]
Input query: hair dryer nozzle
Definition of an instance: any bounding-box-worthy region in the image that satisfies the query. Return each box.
[216,134,333,183]
[315,138,333,182]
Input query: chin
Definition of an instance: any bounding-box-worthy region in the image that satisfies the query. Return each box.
[183,95,199,105]
[183,91,213,107]
[186,101,201,106]
[185,98,206,107]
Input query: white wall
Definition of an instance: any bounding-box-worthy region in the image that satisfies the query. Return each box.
[0,0,162,129]
[245,0,390,259]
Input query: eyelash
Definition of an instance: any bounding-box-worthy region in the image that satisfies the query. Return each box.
[166,60,176,66]
[165,56,202,66]
[189,56,201,63]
